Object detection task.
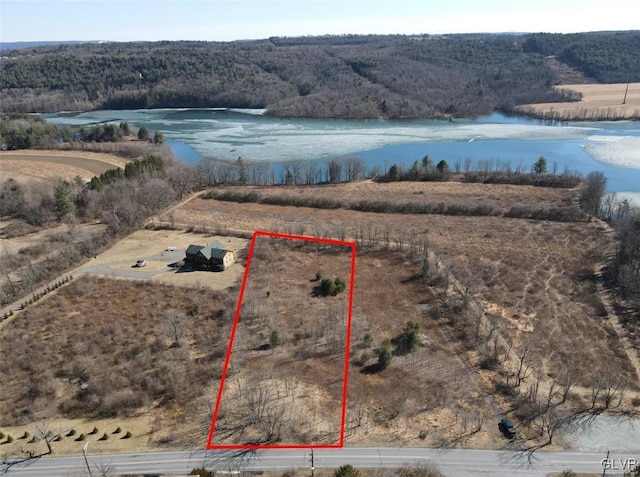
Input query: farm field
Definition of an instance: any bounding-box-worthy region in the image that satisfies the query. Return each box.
[1,179,638,459]
[0,149,131,183]
[517,82,640,120]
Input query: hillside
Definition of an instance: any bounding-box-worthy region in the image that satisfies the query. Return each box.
[1,31,638,118]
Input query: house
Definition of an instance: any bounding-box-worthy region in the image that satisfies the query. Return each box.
[185,241,235,271]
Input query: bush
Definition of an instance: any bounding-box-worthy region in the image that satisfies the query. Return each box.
[98,432,108,441]
[121,430,132,439]
[66,429,76,437]
[112,426,121,434]
[335,465,361,477]
[88,427,98,435]
[190,469,214,477]
[319,278,336,296]
[377,341,393,370]
[75,433,85,441]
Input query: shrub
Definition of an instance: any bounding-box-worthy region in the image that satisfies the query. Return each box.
[319,278,336,296]
[66,429,76,437]
[112,426,121,434]
[98,433,108,441]
[88,427,98,435]
[190,469,214,477]
[19,431,29,439]
[75,433,85,441]
[335,465,361,477]
[363,332,373,348]
[121,430,132,439]
[377,341,393,370]
[334,277,346,293]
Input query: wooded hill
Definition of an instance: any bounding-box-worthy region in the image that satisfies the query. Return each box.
[1,31,638,118]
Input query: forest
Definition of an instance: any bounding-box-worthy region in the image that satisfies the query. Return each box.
[1,31,638,118]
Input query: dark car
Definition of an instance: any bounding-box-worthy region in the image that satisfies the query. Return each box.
[499,418,516,439]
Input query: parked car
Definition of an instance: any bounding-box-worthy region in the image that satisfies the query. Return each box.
[134,260,147,267]
[166,246,177,251]
[499,418,516,439]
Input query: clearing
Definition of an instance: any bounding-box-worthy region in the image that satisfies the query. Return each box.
[517,82,640,120]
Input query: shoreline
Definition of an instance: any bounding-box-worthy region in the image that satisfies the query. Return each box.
[31,104,639,122]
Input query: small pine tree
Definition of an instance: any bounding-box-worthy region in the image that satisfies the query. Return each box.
[320,278,336,296]
[334,277,346,293]
[377,341,392,370]
[533,156,548,175]
[270,330,280,350]
[335,464,361,477]
[137,126,150,141]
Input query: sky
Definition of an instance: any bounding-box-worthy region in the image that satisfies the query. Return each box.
[1,0,638,43]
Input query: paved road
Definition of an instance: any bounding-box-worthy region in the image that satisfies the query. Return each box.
[5,447,635,477]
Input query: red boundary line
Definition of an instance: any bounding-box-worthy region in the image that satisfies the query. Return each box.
[206,230,357,450]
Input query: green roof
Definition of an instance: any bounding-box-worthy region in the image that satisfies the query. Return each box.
[186,242,229,260]
[185,244,203,255]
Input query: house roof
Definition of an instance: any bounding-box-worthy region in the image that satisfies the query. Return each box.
[186,242,231,260]
[185,244,203,255]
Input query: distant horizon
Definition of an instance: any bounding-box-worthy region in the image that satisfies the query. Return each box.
[1,28,638,47]
[1,0,638,43]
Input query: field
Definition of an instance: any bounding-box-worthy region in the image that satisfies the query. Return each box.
[0,149,130,183]
[517,82,640,120]
[1,178,638,459]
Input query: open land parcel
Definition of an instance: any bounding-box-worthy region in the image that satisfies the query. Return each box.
[1,170,639,457]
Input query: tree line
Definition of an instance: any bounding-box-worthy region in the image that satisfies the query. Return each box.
[380,154,583,188]
[3,31,637,118]
[0,113,164,150]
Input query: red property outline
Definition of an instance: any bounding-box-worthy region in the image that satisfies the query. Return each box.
[206,230,357,450]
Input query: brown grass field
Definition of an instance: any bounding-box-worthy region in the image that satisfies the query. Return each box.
[1,178,639,458]
[158,184,639,390]
[0,149,130,183]
[517,82,640,120]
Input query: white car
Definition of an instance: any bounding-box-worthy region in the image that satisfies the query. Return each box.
[135,260,147,267]
[166,246,177,251]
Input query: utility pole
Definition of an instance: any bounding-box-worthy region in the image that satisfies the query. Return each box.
[311,448,315,477]
[82,442,93,477]
[623,73,630,104]
[602,450,610,477]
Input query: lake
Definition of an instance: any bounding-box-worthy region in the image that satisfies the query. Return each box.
[43,109,640,196]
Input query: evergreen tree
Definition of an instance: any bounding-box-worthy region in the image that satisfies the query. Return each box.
[138,126,150,141]
[335,465,361,477]
[53,181,73,220]
[533,156,547,174]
